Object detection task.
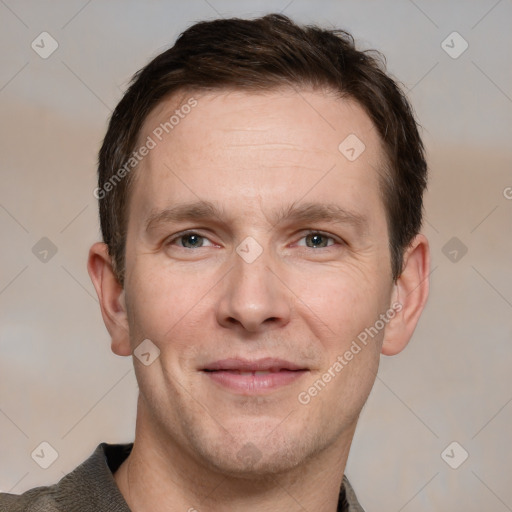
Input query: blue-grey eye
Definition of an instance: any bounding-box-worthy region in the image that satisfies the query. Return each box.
[180,233,204,248]
[305,233,331,248]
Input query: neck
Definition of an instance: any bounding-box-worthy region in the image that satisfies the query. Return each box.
[114,398,356,512]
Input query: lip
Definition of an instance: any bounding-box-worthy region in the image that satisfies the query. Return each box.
[202,357,305,372]
[201,358,309,394]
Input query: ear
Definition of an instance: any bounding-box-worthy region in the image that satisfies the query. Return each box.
[87,242,132,356]
[381,234,430,356]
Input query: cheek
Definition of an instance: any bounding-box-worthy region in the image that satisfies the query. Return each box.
[124,260,210,348]
[124,267,211,402]
[290,262,388,340]
[296,269,386,413]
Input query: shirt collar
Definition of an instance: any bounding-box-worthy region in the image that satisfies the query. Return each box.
[66,443,364,511]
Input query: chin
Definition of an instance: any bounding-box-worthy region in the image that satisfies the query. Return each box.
[202,445,306,479]
[188,422,326,479]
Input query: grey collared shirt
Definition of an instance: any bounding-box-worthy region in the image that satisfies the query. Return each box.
[0,443,365,511]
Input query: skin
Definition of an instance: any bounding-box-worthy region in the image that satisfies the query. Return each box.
[88,87,429,512]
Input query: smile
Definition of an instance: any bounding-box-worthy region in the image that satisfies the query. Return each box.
[201,358,309,393]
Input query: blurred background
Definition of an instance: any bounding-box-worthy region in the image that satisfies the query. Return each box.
[0,1,511,510]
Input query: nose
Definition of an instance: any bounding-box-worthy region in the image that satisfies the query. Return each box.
[215,246,292,334]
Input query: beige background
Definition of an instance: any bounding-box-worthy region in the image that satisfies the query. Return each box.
[1,1,511,510]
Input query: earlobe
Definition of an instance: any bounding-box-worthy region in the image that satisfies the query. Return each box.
[381,234,430,356]
[87,242,132,357]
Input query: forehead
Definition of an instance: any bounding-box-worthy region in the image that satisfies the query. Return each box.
[130,87,386,225]
[141,87,380,159]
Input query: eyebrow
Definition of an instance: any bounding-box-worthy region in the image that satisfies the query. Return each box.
[144,200,368,233]
[145,201,223,233]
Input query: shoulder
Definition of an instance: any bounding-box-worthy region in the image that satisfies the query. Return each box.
[341,475,366,512]
[0,443,133,512]
[0,485,60,512]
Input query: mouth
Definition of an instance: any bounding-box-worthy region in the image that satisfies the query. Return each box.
[201,358,309,394]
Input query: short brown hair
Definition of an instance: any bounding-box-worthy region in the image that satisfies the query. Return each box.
[97,13,427,285]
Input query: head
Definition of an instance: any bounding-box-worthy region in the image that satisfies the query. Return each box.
[88,14,429,477]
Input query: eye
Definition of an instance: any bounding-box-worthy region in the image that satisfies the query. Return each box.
[296,231,337,249]
[168,231,215,249]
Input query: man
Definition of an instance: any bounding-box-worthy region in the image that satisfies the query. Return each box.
[0,13,429,512]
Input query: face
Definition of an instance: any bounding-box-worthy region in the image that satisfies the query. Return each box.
[122,88,396,476]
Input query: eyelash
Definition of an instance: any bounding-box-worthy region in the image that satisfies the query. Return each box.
[295,230,339,248]
[166,231,216,248]
[166,230,342,249]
